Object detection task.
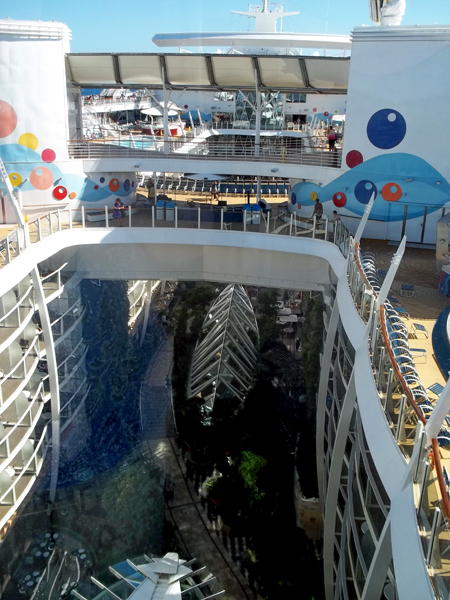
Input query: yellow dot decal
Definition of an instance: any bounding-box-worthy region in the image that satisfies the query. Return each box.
[9,172,22,186]
[18,133,38,151]
[310,191,318,201]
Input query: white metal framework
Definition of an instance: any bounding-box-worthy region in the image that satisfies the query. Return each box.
[73,552,224,600]
[188,284,258,423]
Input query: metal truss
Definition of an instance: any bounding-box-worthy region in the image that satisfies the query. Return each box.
[188,284,259,423]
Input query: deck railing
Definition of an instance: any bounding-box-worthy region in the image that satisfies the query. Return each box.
[347,239,450,596]
[24,204,346,246]
[68,138,342,168]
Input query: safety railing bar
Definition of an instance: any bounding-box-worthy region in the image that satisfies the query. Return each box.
[0,423,49,502]
[0,285,34,326]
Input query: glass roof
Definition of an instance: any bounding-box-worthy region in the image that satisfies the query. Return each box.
[66,53,350,92]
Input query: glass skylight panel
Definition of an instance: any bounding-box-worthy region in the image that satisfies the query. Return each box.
[211,56,254,87]
[118,55,162,85]
[258,57,305,88]
[165,56,210,86]
[68,55,116,85]
[304,59,350,90]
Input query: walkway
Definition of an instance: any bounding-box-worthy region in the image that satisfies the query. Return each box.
[140,328,257,600]
[141,333,176,440]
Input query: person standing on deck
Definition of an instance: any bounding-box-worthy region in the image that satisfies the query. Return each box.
[312,198,323,220]
[327,126,336,151]
[113,198,125,227]
[210,180,219,203]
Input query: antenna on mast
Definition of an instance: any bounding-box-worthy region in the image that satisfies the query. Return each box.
[232,1,299,32]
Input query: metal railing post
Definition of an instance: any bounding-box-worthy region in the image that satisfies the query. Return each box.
[57,209,61,232]
[5,237,11,264]
[312,215,316,239]
[289,213,293,236]
[266,212,270,234]
[81,206,85,229]
[220,208,224,231]
[175,206,178,228]
[128,207,132,228]
[198,206,201,229]
[69,207,72,229]
[324,217,328,241]
[37,217,42,241]
[105,206,109,228]
[243,211,247,232]
[48,212,53,234]
[151,205,155,227]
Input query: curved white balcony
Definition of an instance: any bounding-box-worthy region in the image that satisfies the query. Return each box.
[0,204,445,597]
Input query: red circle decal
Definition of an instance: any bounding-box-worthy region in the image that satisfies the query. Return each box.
[41,148,56,163]
[346,150,364,169]
[53,186,67,200]
[382,182,402,202]
[333,192,347,208]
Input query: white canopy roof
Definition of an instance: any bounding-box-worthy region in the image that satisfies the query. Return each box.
[141,107,178,117]
[66,53,350,93]
[152,31,352,51]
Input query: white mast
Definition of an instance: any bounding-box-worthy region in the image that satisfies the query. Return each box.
[231,1,299,33]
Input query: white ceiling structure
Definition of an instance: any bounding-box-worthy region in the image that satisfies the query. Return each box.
[66,53,350,93]
[188,284,259,424]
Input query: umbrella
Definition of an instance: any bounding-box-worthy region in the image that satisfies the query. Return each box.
[185,173,228,181]
[141,107,178,117]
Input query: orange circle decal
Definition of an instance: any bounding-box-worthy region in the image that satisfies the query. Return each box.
[109,178,120,192]
[382,182,402,202]
[29,167,53,190]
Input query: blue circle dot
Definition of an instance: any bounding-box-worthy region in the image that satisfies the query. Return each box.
[291,192,297,205]
[99,177,105,183]
[367,109,406,149]
[124,179,130,192]
[354,180,377,204]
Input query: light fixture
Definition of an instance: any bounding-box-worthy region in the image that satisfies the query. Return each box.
[437,181,441,185]
[405,178,413,183]
[271,168,278,173]
[54,177,62,185]
[134,163,140,168]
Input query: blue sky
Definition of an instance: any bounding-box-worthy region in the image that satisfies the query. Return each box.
[2,0,450,52]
